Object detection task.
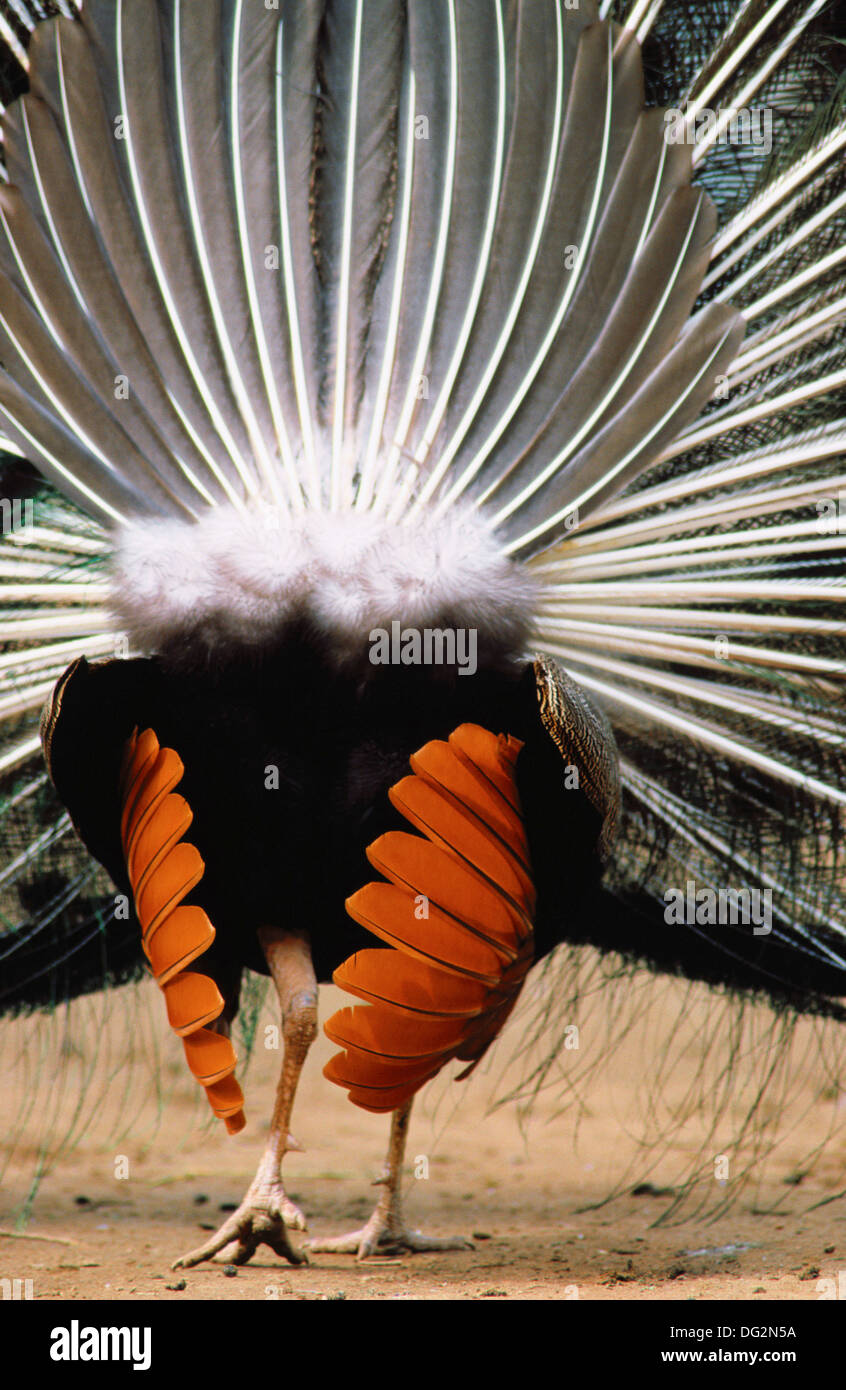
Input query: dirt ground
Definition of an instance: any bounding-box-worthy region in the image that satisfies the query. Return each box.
[1,972,845,1302]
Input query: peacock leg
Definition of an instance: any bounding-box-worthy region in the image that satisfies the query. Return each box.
[173,927,317,1269]
[307,1100,473,1259]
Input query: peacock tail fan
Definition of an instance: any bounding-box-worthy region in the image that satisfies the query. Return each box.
[0,0,843,1225]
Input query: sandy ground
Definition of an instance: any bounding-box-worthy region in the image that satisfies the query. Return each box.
[1,970,845,1302]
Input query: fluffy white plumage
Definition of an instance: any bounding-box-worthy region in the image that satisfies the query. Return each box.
[109,504,539,659]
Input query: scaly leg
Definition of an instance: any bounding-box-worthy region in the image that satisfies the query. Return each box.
[307,1100,473,1259]
[174,927,318,1269]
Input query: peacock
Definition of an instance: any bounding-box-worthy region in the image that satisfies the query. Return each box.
[0,0,844,1268]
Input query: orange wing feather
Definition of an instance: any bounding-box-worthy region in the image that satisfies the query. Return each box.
[120,728,245,1134]
[325,724,535,1112]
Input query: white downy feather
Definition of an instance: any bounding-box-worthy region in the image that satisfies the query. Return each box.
[109,502,537,659]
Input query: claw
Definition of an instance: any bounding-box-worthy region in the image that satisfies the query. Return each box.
[280,1195,308,1231]
[173,1187,310,1269]
[307,1213,473,1261]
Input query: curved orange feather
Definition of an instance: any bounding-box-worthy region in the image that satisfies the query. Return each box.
[325,724,535,1112]
[120,727,245,1134]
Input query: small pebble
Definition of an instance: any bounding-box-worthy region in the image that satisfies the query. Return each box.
[223,1264,238,1277]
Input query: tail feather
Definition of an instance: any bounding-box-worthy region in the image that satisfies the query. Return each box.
[0,0,843,1120]
[0,891,144,1015]
[169,0,302,508]
[513,4,846,1029]
[317,0,404,502]
[505,303,745,552]
[0,2,748,534]
[413,19,649,514]
[83,1,269,500]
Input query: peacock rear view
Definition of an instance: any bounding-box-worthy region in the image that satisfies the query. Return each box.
[0,0,844,1266]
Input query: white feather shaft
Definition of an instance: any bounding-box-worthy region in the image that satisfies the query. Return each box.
[684,0,791,123]
[744,245,846,323]
[0,16,28,69]
[378,0,459,510]
[622,0,655,32]
[538,616,845,678]
[0,733,42,778]
[711,122,846,260]
[409,0,565,514]
[558,648,846,749]
[331,0,364,511]
[532,601,845,636]
[0,405,124,523]
[705,177,826,294]
[556,663,846,806]
[584,429,846,530]
[488,195,708,522]
[174,0,287,510]
[432,25,615,515]
[692,0,828,165]
[635,0,663,43]
[114,0,252,508]
[356,66,416,512]
[623,766,846,954]
[0,815,72,892]
[0,635,114,676]
[275,19,318,506]
[229,0,297,509]
[0,679,56,720]
[535,578,846,603]
[0,611,113,639]
[732,296,846,374]
[506,323,736,551]
[17,102,89,325]
[663,368,846,462]
[715,188,846,307]
[411,0,506,471]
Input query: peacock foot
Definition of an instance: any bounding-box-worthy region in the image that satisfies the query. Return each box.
[173,1183,309,1269]
[307,1207,474,1260]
